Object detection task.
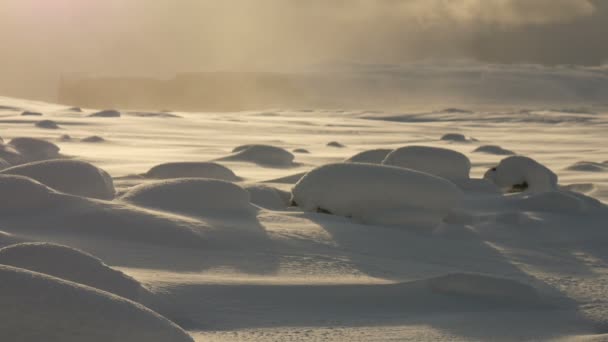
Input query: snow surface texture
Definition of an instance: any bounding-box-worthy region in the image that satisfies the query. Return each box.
[484,156,558,193]
[145,162,240,181]
[0,243,147,301]
[382,145,471,180]
[1,95,608,341]
[0,159,115,200]
[291,163,463,227]
[0,265,193,342]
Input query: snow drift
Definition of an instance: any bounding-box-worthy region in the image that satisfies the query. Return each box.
[145,162,240,181]
[484,156,558,193]
[35,120,60,129]
[291,163,463,227]
[0,243,147,301]
[245,184,290,210]
[474,145,516,156]
[121,178,254,217]
[0,159,115,200]
[89,109,121,118]
[6,137,60,163]
[382,146,471,180]
[0,265,193,342]
[0,175,61,214]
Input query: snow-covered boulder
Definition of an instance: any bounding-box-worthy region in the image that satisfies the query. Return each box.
[440,133,475,143]
[89,109,121,118]
[8,137,60,162]
[345,149,392,164]
[382,146,471,180]
[1,159,115,200]
[0,265,193,342]
[484,156,558,193]
[35,119,60,129]
[121,178,253,217]
[293,148,310,154]
[327,141,345,148]
[0,175,62,214]
[473,145,515,156]
[291,163,464,227]
[0,243,146,301]
[245,184,290,210]
[221,144,295,167]
[145,162,239,181]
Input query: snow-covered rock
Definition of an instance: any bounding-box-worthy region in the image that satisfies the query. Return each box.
[473,145,516,155]
[291,163,464,227]
[89,109,121,118]
[21,111,43,116]
[82,135,106,143]
[145,162,240,181]
[35,119,60,129]
[484,156,558,193]
[345,149,392,164]
[245,184,290,210]
[0,243,146,301]
[8,137,60,162]
[221,144,295,167]
[293,148,310,154]
[121,178,253,216]
[440,133,475,143]
[0,265,193,342]
[565,161,608,172]
[327,141,346,148]
[1,159,115,200]
[382,146,471,180]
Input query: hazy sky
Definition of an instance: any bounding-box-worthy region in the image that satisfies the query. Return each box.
[1,0,607,100]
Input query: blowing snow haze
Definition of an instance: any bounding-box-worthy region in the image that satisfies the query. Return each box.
[1,0,608,109]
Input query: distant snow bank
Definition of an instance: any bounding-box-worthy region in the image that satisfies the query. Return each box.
[382,146,471,180]
[0,265,193,342]
[292,163,463,227]
[1,159,115,200]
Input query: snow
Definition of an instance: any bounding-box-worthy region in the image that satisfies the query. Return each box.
[566,161,608,172]
[35,119,60,129]
[82,135,106,143]
[1,95,608,341]
[473,144,516,155]
[89,109,121,118]
[382,146,471,180]
[440,133,476,143]
[484,156,558,193]
[345,148,392,164]
[220,144,296,167]
[1,159,116,200]
[6,137,60,163]
[291,163,463,227]
[0,242,147,301]
[145,162,240,181]
[121,178,254,217]
[0,265,193,342]
[21,111,43,116]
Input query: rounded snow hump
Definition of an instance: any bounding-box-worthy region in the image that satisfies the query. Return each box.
[383,145,471,181]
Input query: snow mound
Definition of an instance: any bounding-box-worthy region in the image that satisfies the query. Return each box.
[0,265,193,342]
[345,149,392,164]
[1,159,115,200]
[566,161,608,172]
[427,273,540,303]
[145,162,239,181]
[382,146,471,180]
[8,137,60,162]
[221,144,295,167]
[21,111,43,116]
[121,178,253,216]
[293,148,310,154]
[245,184,291,210]
[0,243,146,301]
[89,109,121,118]
[474,145,516,155]
[440,133,476,143]
[263,171,307,184]
[291,163,463,227]
[0,144,22,164]
[59,134,72,142]
[484,156,558,193]
[0,175,59,214]
[128,111,182,118]
[35,119,60,129]
[82,135,105,143]
[67,106,82,112]
[327,141,346,148]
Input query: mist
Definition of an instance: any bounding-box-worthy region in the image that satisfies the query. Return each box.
[1,0,607,104]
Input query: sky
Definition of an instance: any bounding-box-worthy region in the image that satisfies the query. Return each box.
[0,0,607,101]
